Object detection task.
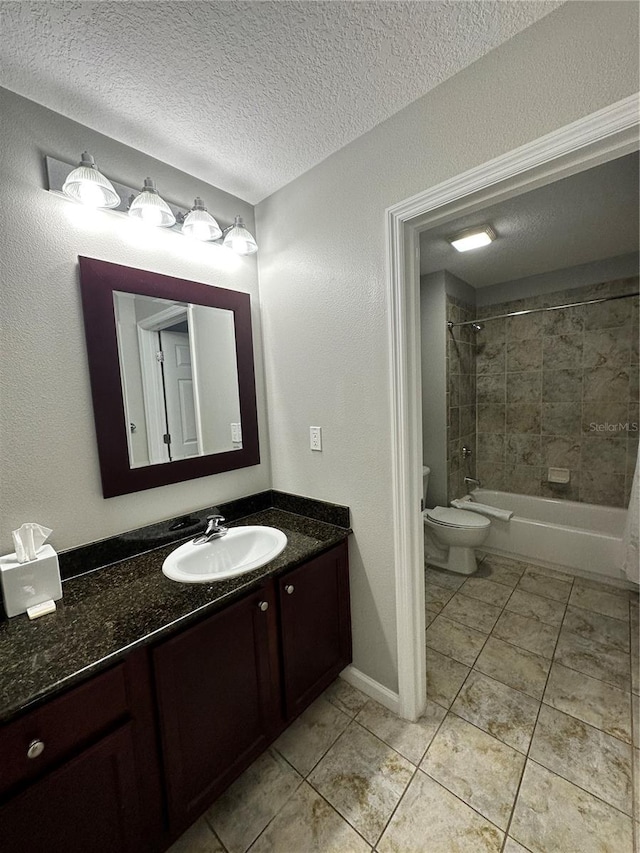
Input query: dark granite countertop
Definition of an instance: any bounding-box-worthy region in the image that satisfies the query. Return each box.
[0,508,350,724]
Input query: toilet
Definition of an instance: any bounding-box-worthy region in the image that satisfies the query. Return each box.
[422,466,490,575]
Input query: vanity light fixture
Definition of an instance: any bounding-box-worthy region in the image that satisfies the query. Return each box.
[128,178,176,227]
[61,152,120,209]
[223,215,258,255]
[47,154,258,254]
[182,197,223,241]
[449,225,496,253]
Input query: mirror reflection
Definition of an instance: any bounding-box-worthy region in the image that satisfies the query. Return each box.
[113,292,242,468]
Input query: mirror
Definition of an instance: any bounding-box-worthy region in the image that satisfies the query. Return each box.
[79,257,259,497]
[113,292,242,467]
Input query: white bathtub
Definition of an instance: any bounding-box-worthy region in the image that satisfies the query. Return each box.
[468,489,629,584]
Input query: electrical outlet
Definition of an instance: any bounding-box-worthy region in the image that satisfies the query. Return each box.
[309,426,322,451]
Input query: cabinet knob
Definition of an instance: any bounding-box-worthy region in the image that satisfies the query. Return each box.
[258,600,269,612]
[27,739,45,760]
[285,584,295,595]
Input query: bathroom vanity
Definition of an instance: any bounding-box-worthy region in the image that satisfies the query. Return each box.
[0,501,351,852]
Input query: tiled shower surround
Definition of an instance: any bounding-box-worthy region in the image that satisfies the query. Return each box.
[446,277,639,507]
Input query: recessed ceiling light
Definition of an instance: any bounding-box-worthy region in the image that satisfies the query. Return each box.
[449,225,496,252]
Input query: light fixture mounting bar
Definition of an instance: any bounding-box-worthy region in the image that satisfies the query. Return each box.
[45,156,234,235]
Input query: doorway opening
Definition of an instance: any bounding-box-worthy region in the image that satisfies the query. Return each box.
[385,95,639,720]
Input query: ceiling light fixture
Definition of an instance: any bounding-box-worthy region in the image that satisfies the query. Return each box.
[182,197,222,241]
[128,178,176,227]
[61,152,120,209]
[449,225,496,253]
[223,216,258,255]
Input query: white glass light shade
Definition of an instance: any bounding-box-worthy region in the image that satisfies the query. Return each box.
[449,225,496,253]
[62,152,120,208]
[182,198,222,241]
[223,216,258,255]
[128,178,176,227]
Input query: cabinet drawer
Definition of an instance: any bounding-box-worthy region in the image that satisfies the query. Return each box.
[0,663,129,797]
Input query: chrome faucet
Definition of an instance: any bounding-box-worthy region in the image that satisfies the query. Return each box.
[193,512,228,544]
[464,476,482,489]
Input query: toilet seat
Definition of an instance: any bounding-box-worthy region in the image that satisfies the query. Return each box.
[425,506,490,529]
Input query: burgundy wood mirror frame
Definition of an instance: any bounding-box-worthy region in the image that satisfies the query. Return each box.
[79,257,259,498]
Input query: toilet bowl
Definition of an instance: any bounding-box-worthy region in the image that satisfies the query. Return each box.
[422,466,490,574]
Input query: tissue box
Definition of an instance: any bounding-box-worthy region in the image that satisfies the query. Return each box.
[0,544,62,618]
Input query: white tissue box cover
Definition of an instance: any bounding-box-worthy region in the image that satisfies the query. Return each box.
[0,544,62,618]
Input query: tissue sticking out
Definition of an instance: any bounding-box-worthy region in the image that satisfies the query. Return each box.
[12,523,52,564]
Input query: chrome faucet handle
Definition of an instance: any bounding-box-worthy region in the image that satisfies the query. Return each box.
[193,513,228,544]
[205,514,226,533]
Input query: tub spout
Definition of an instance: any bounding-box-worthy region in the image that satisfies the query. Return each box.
[464,477,482,489]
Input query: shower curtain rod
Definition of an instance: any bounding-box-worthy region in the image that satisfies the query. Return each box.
[446,289,639,330]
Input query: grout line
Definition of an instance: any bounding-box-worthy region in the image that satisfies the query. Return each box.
[209,825,230,853]
[499,578,638,838]
[264,732,392,852]
[552,625,632,689]
[213,751,305,853]
[304,780,375,850]
[538,691,634,747]
[525,756,635,821]
[428,604,555,673]
[247,770,374,852]
[432,548,640,853]
[372,763,421,849]
[274,710,353,781]
[429,571,571,843]
[213,691,362,853]
[302,716,418,850]
[499,575,572,845]
[426,565,638,848]
[419,760,508,840]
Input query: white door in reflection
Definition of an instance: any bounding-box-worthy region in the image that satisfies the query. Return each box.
[160,329,199,460]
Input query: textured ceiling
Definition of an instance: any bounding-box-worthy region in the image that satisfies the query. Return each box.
[0,1,561,203]
[420,153,640,287]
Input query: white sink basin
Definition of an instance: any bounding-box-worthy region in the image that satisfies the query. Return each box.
[162,526,287,583]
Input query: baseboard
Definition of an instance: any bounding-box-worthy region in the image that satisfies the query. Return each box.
[340,665,400,715]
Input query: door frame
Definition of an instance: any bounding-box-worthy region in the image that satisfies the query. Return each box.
[386,94,639,720]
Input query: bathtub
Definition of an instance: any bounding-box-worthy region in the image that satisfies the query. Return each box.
[467,489,629,584]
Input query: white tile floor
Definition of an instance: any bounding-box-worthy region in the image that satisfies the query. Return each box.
[169,553,639,853]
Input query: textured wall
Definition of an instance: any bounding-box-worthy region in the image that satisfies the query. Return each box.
[475,277,639,507]
[256,3,640,692]
[0,89,270,555]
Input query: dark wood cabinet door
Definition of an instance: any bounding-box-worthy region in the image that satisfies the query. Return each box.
[153,584,279,833]
[278,542,352,719]
[0,724,141,853]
